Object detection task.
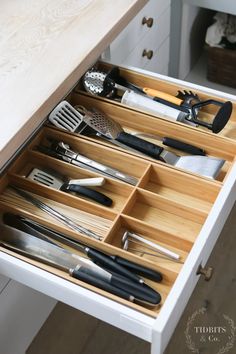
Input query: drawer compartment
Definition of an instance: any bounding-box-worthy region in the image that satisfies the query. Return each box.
[70,92,236,183]
[75,61,236,140]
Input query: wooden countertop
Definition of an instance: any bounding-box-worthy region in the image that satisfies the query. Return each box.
[0,0,146,171]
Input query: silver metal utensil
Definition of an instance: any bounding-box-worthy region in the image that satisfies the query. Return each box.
[48,101,85,132]
[71,107,224,179]
[47,140,138,185]
[122,231,180,261]
[48,101,145,156]
[27,168,112,207]
[10,186,102,240]
[82,68,127,97]
[1,224,161,305]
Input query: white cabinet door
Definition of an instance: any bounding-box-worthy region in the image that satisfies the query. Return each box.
[0,280,56,354]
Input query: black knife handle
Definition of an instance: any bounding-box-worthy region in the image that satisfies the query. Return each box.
[117,132,163,159]
[111,274,161,305]
[70,267,133,301]
[61,184,112,207]
[111,255,163,282]
[86,248,143,284]
[162,137,205,156]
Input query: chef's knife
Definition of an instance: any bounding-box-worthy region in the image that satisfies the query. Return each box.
[4,214,162,282]
[0,224,161,305]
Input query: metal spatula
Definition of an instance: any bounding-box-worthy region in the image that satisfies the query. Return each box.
[27,168,112,206]
[48,102,224,179]
[48,101,85,132]
[48,101,145,155]
[74,107,225,180]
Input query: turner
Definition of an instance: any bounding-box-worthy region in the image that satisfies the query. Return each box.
[48,102,224,179]
[27,168,112,207]
[49,101,204,155]
[74,107,225,180]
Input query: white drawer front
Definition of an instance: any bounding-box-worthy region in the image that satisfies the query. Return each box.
[120,7,170,70]
[109,0,170,65]
[143,37,170,74]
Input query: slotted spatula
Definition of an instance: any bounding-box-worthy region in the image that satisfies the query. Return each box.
[48,102,224,179]
[27,168,112,206]
[48,101,204,155]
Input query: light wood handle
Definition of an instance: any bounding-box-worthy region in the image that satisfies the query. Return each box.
[143,88,183,105]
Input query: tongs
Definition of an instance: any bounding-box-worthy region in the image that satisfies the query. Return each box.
[37,140,138,186]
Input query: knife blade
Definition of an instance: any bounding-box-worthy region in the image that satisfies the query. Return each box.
[0,224,161,305]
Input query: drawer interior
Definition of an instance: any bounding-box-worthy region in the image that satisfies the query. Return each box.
[75,61,236,141]
[68,93,236,183]
[0,110,224,317]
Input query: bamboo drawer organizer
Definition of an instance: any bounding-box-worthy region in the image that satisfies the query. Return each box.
[75,61,236,140]
[1,64,236,319]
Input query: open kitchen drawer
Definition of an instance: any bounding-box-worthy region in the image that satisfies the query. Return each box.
[1,1,236,354]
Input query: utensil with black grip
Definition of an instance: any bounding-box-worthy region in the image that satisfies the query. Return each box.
[1,224,161,305]
[72,106,224,179]
[27,168,112,207]
[131,132,205,155]
[3,214,163,283]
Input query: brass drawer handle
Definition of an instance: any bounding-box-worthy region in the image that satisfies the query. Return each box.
[197,264,214,281]
[142,49,153,60]
[142,17,153,28]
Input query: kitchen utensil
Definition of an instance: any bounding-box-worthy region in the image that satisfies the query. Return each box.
[131,132,205,155]
[38,140,138,185]
[48,101,147,156]
[122,231,180,261]
[189,99,233,134]
[27,168,112,207]
[10,186,102,240]
[3,213,163,282]
[70,107,224,179]
[48,100,85,132]
[121,90,192,125]
[83,66,181,105]
[0,224,161,305]
[82,68,126,97]
[84,66,232,133]
[176,90,200,109]
[76,105,204,154]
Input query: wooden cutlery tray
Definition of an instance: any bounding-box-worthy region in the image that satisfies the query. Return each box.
[1,88,234,317]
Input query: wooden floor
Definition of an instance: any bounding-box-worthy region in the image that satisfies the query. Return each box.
[27,202,236,354]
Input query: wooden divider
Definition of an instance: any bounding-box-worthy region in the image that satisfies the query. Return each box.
[91,61,236,123]
[0,107,228,317]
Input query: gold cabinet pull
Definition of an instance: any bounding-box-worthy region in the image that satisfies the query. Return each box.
[197,264,214,281]
[142,17,153,28]
[142,49,153,60]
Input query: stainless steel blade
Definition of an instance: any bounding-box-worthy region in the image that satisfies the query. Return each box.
[160,151,225,179]
[0,224,111,281]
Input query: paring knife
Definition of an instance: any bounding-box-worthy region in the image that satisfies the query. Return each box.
[0,224,161,305]
[3,213,163,283]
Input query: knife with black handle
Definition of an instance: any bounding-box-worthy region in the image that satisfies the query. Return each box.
[1,224,161,305]
[71,267,161,305]
[4,214,163,284]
